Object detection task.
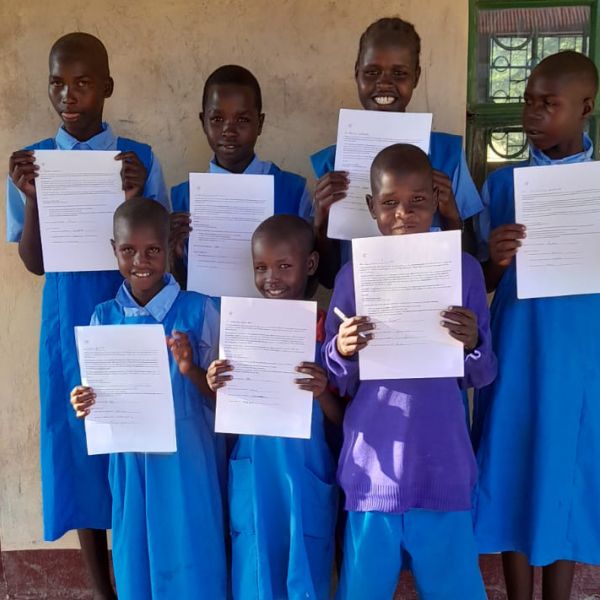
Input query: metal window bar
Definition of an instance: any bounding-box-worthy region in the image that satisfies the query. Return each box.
[466,2,597,188]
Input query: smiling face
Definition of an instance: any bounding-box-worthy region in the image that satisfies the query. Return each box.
[200,83,264,173]
[367,167,437,236]
[355,42,421,112]
[523,69,594,159]
[252,235,318,301]
[112,220,168,305]
[48,52,113,141]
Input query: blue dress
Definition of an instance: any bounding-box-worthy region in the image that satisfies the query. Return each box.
[5,124,168,540]
[91,275,227,599]
[229,312,338,600]
[472,136,600,566]
[171,155,313,219]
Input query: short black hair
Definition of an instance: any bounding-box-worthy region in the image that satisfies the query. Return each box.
[252,214,315,254]
[202,65,262,112]
[533,50,599,96]
[252,215,319,298]
[113,198,169,241]
[356,17,421,71]
[49,32,110,77]
[370,143,433,194]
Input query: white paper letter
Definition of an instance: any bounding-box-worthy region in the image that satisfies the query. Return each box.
[352,230,463,380]
[515,161,600,299]
[75,324,176,455]
[329,109,432,240]
[187,173,274,298]
[35,150,124,272]
[215,296,316,439]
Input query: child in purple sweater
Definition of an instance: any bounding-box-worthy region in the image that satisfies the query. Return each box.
[323,144,496,600]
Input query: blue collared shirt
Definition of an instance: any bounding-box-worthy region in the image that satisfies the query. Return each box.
[208,154,266,176]
[528,132,594,167]
[209,155,314,220]
[6,122,169,242]
[90,273,220,370]
[475,134,594,259]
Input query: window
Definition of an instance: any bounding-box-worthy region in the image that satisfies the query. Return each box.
[466,1,599,187]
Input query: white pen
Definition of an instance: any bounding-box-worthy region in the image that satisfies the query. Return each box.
[333,306,370,339]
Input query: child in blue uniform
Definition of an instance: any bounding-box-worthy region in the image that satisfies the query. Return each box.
[473,51,600,600]
[207,215,341,599]
[323,145,495,600]
[70,198,226,600]
[6,33,167,600]
[169,65,313,286]
[311,17,483,285]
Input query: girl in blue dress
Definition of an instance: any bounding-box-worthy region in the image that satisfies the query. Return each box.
[311,17,483,285]
[207,215,341,599]
[7,33,167,600]
[473,51,600,600]
[71,198,226,599]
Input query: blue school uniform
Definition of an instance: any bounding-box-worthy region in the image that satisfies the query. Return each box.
[171,155,313,219]
[338,510,486,600]
[228,311,338,600]
[472,134,600,566]
[5,123,168,541]
[324,255,494,600]
[91,275,226,599]
[311,132,482,262]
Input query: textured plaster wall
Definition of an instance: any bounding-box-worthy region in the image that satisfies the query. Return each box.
[0,0,468,550]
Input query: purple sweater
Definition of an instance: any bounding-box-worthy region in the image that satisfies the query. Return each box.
[323,252,497,513]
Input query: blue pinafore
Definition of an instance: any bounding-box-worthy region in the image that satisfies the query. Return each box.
[92,279,227,598]
[229,312,338,600]
[473,151,600,566]
[30,136,155,540]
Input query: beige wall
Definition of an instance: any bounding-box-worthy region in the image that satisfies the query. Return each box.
[0,0,469,550]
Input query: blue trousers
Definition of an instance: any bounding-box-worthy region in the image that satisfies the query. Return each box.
[337,510,487,600]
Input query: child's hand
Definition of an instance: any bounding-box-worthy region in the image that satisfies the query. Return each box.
[167,331,195,375]
[9,150,38,200]
[314,171,349,229]
[70,385,95,419]
[441,306,478,351]
[115,151,147,200]
[433,169,461,229]
[169,212,192,259]
[336,316,373,358]
[294,361,328,398]
[489,224,526,267]
[206,359,233,392]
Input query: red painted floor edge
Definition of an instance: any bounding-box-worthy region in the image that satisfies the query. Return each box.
[1,549,92,600]
[0,544,8,599]
[2,550,600,598]
[394,555,600,599]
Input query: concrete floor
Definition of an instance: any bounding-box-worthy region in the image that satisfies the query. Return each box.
[2,550,600,599]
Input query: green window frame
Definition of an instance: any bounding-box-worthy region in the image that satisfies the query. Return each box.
[466,0,600,188]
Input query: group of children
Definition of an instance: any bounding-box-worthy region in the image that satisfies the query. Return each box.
[5,15,600,600]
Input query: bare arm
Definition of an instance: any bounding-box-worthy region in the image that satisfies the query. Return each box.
[183,364,215,402]
[313,171,348,288]
[482,260,508,293]
[483,224,526,292]
[314,225,341,289]
[18,197,44,275]
[315,387,344,426]
[295,361,347,426]
[9,150,44,275]
[168,332,216,403]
